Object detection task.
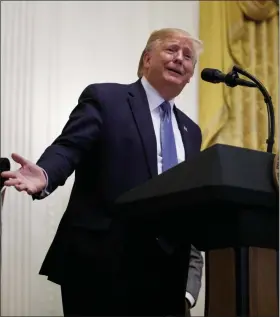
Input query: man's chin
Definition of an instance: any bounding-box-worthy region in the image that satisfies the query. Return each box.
[164,75,184,86]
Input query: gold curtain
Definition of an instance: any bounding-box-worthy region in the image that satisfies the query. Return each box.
[199,1,279,153]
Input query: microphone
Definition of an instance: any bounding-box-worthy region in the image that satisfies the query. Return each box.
[0,158,10,191]
[201,66,275,153]
[201,68,257,88]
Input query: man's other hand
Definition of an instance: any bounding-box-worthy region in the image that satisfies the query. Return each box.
[1,153,47,195]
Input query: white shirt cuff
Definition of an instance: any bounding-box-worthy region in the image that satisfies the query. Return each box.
[39,168,50,198]
[185,291,195,308]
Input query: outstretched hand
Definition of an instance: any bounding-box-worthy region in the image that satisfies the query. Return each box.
[1,153,47,195]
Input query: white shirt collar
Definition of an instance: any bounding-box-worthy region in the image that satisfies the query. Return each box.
[141,76,175,112]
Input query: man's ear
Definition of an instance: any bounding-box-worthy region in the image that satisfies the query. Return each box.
[143,51,151,68]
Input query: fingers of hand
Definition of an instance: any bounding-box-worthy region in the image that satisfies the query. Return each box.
[11,153,29,166]
[4,178,22,187]
[1,171,18,179]
[15,183,28,192]
[27,188,36,195]
[14,183,36,195]
[4,179,35,194]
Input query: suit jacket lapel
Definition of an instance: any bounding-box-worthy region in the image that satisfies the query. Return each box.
[173,106,190,160]
[127,80,158,178]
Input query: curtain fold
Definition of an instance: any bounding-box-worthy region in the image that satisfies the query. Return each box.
[199,0,279,153]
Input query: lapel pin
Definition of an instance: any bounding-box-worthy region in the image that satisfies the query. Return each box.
[184,126,188,132]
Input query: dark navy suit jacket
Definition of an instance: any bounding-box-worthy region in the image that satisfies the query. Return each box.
[37,79,202,284]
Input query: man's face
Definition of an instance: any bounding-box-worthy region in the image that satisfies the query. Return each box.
[143,35,195,94]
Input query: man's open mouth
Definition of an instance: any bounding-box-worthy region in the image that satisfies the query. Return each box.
[167,68,183,75]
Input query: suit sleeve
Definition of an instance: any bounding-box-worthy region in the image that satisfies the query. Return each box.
[185,244,204,305]
[35,84,103,197]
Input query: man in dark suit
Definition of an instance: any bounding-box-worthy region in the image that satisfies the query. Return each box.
[2,28,203,316]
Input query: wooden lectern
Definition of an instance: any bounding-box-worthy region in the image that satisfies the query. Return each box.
[116,144,279,317]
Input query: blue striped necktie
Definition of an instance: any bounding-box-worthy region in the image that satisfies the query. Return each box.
[160,101,178,172]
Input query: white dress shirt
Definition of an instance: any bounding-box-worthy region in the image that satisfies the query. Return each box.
[141,76,195,307]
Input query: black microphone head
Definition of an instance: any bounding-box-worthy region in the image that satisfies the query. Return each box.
[0,158,10,173]
[0,158,10,190]
[201,68,225,84]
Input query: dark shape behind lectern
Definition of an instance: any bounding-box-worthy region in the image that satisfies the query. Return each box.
[0,158,10,191]
[115,144,278,251]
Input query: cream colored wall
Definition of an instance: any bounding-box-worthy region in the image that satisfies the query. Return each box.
[1,1,205,315]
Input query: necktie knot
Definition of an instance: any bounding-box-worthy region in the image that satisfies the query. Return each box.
[160,101,172,118]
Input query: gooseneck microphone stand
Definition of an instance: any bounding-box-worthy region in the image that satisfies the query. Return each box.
[231,65,275,153]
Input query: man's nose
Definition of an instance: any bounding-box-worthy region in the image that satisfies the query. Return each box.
[174,50,183,63]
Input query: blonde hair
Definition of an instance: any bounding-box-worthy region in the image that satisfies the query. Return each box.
[137,28,203,78]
